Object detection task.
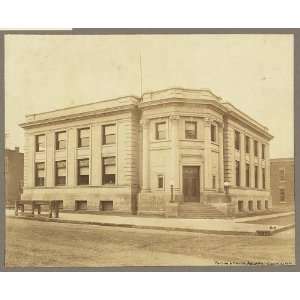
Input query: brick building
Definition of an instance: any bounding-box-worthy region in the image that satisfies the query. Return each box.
[5,147,24,207]
[270,158,294,211]
[20,88,273,217]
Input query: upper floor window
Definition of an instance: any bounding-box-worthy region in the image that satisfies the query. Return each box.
[234,130,240,150]
[102,124,116,145]
[102,156,116,185]
[77,159,89,185]
[157,175,164,189]
[55,160,66,186]
[35,134,45,152]
[279,168,285,181]
[280,188,285,202]
[35,162,45,187]
[212,175,216,189]
[246,163,250,187]
[262,167,266,189]
[254,165,258,188]
[55,131,66,150]
[78,128,90,148]
[185,121,197,139]
[211,124,217,142]
[155,122,166,140]
[254,140,258,157]
[245,136,250,154]
[261,144,265,159]
[235,160,240,187]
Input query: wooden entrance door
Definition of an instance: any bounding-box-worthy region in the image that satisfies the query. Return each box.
[183,166,200,202]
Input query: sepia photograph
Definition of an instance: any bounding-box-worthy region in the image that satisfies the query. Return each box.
[3,32,295,268]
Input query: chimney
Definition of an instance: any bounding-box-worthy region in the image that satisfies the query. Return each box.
[15,146,19,152]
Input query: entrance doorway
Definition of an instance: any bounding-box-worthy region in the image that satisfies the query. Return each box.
[183,166,200,202]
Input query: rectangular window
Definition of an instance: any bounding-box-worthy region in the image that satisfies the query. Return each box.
[185,121,197,139]
[248,200,254,211]
[55,131,66,150]
[78,128,90,148]
[254,165,258,188]
[245,136,250,153]
[265,200,269,209]
[246,163,250,187]
[102,124,116,145]
[238,201,244,212]
[257,200,261,210]
[235,160,240,187]
[102,156,116,185]
[75,200,87,211]
[55,160,66,186]
[262,167,266,189]
[261,144,265,159]
[280,188,285,202]
[211,124,216,142]
[234,130,240,150]
[35,134,45,152]
[279,168,285,181]
[155,122,166,140]
[212,175,216,189]
[254,140,258,157]
[77,159,89,185]
[35,162,45,186]
[158,175,164,189]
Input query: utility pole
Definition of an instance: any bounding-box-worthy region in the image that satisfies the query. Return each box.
[139,52,143,98]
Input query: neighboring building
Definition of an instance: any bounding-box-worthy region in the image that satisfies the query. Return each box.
[20,88,273,217]
[5,147,24,207]
[270,158,294,211]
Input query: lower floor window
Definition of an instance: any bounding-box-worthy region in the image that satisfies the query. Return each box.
[257,200,261,210]
[238,200,244,212]
[265,200,269,209]
[279,188,285,202]
[248,200,253,211]
[55,160,66,186]
[102,156,116,185]
[35,162,45,186]
[75,200,87,211]
[77,159,89,185]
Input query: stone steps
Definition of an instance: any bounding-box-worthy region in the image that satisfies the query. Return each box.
[178,202,226,219]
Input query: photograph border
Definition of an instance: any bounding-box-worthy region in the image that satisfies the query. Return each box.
[0,28,298,272]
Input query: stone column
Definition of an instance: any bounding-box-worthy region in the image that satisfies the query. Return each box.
[240,132,246,187]
[46,131,55,187]
[265,143,271,190]
[141,119,150,192]
[218,122,224,192]
[91,123,101,186]
[67,128,76,186]
[170,114,180,192]
[249,137,255,188]
[257,141,262,189]
[204,117,212,190]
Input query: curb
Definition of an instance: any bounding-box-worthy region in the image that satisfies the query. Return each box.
[7,215,257,236]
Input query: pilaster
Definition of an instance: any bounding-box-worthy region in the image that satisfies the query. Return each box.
[141,119,150,192]
[170,114,180,192]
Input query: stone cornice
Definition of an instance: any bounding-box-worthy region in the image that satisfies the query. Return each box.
[20,104,138,129]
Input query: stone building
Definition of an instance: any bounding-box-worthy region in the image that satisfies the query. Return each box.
[270,158,294,211]
[20,88,273,217]
[5,147,24,207]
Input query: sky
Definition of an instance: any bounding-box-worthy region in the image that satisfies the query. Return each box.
[5,34,294,158]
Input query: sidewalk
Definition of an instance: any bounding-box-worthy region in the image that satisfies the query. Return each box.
[7,210,295,236]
